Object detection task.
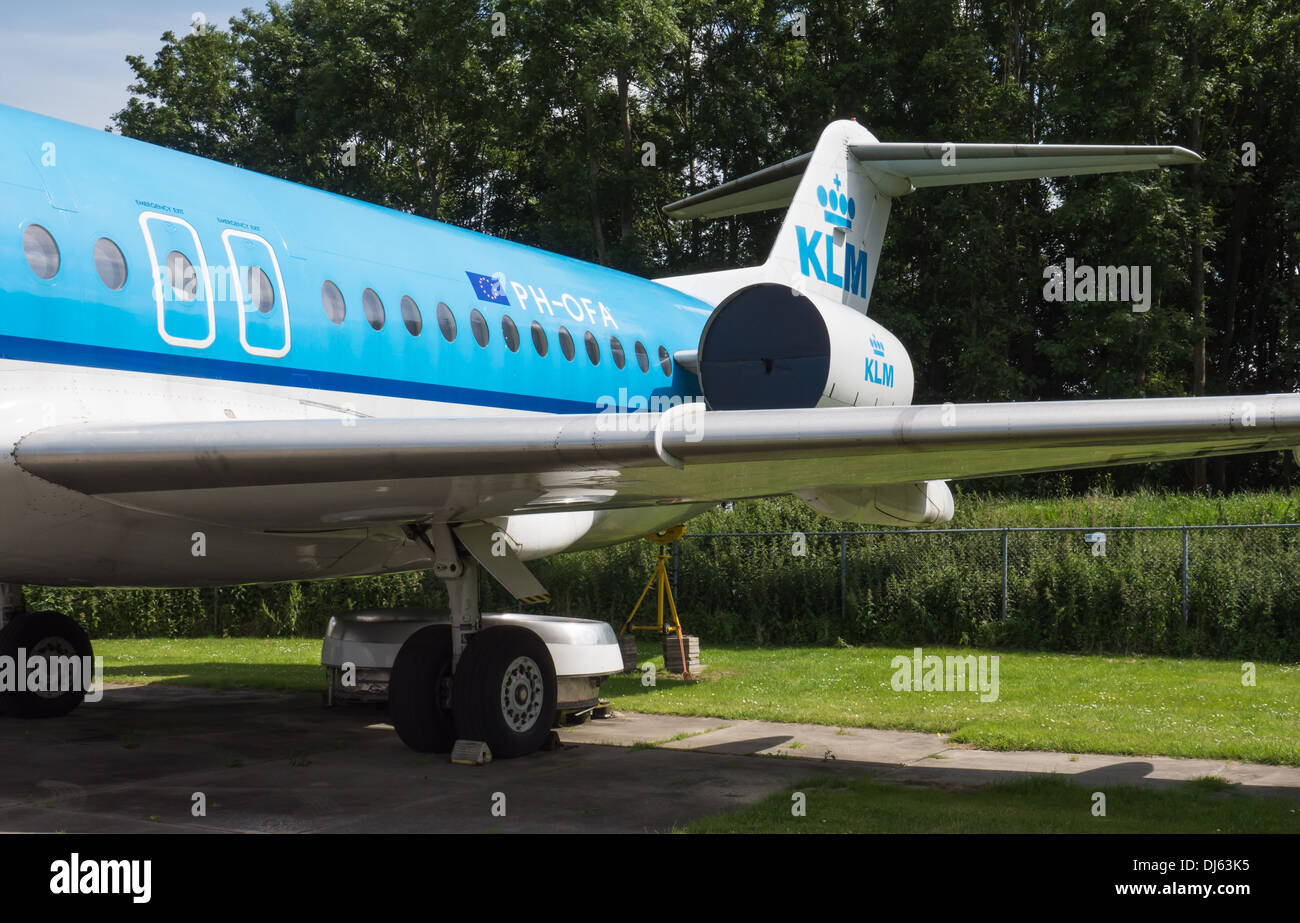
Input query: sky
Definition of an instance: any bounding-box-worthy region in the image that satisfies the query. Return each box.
[0,1,255,130]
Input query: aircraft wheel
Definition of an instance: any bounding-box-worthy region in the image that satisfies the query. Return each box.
[0,611,93,718]
[453,626,556,759]
[389,625,456,752]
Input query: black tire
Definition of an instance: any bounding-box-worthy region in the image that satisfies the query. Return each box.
[0,611,93,718]
[453,626,557,759]
[389,625,456,752]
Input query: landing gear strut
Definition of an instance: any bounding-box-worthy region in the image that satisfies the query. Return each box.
[0,583,25,629]
[389,525,559,758]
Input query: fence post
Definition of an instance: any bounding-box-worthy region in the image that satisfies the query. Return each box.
[1000,529,1009,620]
[1181,527,1190,627]
[840,532,847,627]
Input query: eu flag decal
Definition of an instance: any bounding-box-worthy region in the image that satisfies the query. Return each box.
[466,271,510,305]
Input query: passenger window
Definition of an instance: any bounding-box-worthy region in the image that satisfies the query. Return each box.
[470,308,489,347]
[502,314,520,352]
[634,340,650,373]
[401,295,422,336]
[166,250,197,301]
[437,302,456,342]
[22,224,59,279]
[247,266,275,313]
[530,321,548,357]
[558,326,575,361]
[609,336,626,369]
[658,346,673,376]
[584,330,600,365]
[322,280,346,324]
[362,288,385,331]
[93,237,127,290]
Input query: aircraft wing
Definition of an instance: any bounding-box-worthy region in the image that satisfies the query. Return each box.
[13,394,1300,531]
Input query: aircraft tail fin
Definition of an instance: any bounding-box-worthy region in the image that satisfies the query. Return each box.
[657,121,1201,314]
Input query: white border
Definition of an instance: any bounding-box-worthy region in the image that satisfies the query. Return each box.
[221,228,292,358]
[138,211,216,350]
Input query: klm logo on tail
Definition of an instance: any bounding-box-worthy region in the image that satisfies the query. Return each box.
[795,174,869,297]
[865,334,894,388]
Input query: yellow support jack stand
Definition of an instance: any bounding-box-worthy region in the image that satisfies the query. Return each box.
[618,525,693,678]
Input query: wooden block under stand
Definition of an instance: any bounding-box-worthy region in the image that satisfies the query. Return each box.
[618,633,639,673]
[662,634,701,674]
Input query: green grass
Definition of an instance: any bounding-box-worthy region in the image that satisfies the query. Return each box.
[943,487,1300,528]
[94,637,1300,766]
[96,638,325,691]
[606,642,1300,766]
[683,774,1299,833]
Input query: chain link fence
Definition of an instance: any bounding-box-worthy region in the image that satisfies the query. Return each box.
[25,522,1300,658]
[666,524,1300,658]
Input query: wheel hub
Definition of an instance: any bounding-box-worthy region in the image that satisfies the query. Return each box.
[28,634,80,699]
[499,655,543,733]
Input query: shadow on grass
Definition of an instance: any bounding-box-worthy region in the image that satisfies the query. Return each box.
[600,673,702,699]
[102,663,325,692]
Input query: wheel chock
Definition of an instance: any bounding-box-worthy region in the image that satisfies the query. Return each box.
[450,739,492,765]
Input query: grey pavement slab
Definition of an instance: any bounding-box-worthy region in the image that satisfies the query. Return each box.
[563,711,1300,801]
[0,685,860,833]
[2,685,1296,834]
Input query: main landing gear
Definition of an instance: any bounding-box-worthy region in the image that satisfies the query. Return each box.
[388,526,558,759]
[0,584,94,718]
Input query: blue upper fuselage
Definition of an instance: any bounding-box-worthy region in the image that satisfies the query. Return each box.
[0,103,709,414]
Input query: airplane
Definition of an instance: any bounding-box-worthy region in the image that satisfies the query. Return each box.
[3,102,1298,759]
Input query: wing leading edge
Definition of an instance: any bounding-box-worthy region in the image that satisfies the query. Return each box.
[13,394,1300,531]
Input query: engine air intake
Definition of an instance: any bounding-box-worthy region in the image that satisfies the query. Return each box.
[697,284,830,410]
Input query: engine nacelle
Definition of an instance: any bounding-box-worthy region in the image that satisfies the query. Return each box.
[696,283,914,410]
[795,481,954,526]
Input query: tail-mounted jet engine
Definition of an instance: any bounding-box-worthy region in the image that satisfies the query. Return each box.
[695,283,914,411]
[693,283,950,525]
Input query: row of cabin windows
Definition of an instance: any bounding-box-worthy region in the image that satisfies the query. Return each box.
[24,223,274,310]
[25,223,132,291]
[21,223,674,377]
[318,280,673,376]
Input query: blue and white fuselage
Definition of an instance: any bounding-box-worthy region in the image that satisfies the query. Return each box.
[2,106,1228,591]
[0,104,710,585]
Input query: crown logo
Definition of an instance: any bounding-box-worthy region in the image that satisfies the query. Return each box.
[869,335,885,357]
[816,173,856,230]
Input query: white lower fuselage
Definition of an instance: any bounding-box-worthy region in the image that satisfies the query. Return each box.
[0,359,703,587]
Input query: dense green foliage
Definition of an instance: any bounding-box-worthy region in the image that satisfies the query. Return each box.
[28,492,1300,659]
[112,0,1300,491]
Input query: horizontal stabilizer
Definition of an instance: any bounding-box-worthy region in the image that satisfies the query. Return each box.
[851,142,1202,193]
[662,152,810,219]
[663,139,1201,217]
